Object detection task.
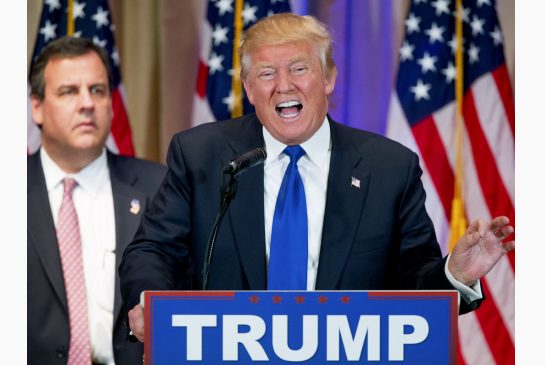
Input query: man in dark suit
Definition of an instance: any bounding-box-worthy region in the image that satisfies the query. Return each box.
[120,13,514,342]
[27,37,166,364]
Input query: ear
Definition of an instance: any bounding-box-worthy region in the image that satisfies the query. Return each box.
[324,66,337,96]
[30,95,44,127]
[242,79,255,105]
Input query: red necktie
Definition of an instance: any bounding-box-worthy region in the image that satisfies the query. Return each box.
[56,178,91,365]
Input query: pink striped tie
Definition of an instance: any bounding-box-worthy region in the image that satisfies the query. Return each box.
[56,178,91,365]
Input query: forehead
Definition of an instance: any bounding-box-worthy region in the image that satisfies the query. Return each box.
[44,52,108,86]
[250,41,318,67]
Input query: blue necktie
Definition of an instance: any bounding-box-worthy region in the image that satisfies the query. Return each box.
[268,145,308,290]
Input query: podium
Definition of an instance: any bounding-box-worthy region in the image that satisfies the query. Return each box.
[144,290,458,364]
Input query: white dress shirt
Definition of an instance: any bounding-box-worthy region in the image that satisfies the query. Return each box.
[41,148,116,365]
[262,117,482,304]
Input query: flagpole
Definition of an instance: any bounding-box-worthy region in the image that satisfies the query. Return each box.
[67,0,75,36]
[448,0,467,250]
[231,0,244,118]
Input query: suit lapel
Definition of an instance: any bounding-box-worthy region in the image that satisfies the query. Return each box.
[108,153,148,326]
[27,153,68,312]
[224,115,267,289]
[315,122,371,289]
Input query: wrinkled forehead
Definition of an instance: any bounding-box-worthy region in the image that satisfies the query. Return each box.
[44,53,109,87]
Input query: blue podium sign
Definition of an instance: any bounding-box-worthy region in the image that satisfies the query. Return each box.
[144,290,457,364]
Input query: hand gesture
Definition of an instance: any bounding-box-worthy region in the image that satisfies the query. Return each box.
[448,216,514,286]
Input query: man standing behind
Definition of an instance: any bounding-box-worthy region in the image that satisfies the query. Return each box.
[27,37,166,365]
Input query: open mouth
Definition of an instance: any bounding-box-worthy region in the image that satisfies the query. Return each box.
[275,100,303,118]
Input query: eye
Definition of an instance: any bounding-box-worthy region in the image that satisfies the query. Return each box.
[291,66,308,75]
[59,87,77,96]
[258,69,275,80]
[90,85,107,96]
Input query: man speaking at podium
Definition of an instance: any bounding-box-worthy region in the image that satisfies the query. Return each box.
[119,13,514,342]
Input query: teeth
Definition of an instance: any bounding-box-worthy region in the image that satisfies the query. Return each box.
[277,100,301,108]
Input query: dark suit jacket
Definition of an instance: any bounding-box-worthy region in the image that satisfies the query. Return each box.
[120,114,481,315]
[28,150,166,365]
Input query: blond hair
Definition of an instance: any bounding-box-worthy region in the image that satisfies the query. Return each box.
[239,13,335,80]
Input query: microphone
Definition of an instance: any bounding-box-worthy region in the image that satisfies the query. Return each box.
[202,147,267,290]
[222,148,267,176]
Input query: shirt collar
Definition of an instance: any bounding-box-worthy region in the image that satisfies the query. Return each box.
[262,116,331,168]
[40,147,109,197]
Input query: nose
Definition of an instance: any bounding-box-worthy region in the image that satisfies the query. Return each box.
[79,88,94,110]
[276,69,294,94]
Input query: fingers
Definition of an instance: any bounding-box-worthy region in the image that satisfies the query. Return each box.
[501,240,515,252]
[128,304,145,342]
[467,218,489,236]
[489,216,510,232]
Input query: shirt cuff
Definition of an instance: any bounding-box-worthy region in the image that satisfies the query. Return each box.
[444,254,483,305]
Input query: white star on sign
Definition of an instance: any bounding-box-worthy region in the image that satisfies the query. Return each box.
[470,15,485,36]
[490,26,503,46]
[212,23,229,46]
[208,52,225,75]
[40,20,57,42]
[215,0,234,16]
[242,3,258,25]
[73,1,86,19]
[468,43,480,64]
[399,41,415,62]
[410,79,432,101]
[442,62,456,83]
[405,13,421,34]
[45,0,61,12]
[425,22,445,44]
[92,6,109,28]
[417,52,438,74]
[431,0,450,17]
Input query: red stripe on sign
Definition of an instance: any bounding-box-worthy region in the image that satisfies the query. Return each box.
[411,116,454,221]
[111,88,135,156]
[463,91,515,271]
[475,278,515,365]
[492,64,515,137]
[196,60,209,98]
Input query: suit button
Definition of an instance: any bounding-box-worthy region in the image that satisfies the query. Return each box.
[56,346,67,358]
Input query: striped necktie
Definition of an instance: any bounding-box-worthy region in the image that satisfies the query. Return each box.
[56,178,91,365]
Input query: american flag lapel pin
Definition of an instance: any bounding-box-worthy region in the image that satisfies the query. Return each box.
[130,199,141,215]
[351,177,361,189]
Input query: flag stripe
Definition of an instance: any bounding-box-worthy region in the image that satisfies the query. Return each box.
[463,90,515,270]
[458,312,496,365]
[196,61,209,98]
[474,278,515,365]
[411,116,454,221]
[111,87,134,156]
[492,65,515,136]
[472,73,515,203]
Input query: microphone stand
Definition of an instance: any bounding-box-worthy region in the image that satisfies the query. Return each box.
[201,172,238,290]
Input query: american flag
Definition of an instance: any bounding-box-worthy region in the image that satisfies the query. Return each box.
[386,0,514,364]
[28,0,135,156]
[192,0,291,126]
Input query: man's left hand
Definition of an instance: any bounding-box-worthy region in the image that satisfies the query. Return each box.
[448,216,514,286]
